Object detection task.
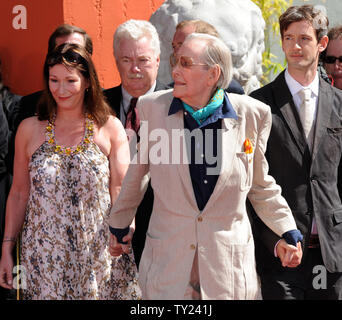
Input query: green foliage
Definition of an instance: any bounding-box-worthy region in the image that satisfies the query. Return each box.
[251,0,293,85]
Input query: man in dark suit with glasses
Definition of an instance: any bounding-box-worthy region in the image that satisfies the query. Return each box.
[322,25,342,90]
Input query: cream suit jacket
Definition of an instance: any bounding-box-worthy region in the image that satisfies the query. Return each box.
[109,89,297,300]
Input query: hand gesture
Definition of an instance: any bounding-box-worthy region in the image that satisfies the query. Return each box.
[0,253,14,289]
[109,227,134,257]
[276,239,302,268]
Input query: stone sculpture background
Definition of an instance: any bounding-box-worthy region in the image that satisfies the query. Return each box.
[150,0,265,94]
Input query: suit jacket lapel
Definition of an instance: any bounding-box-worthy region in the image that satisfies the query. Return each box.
[274,72,307,156]
[204,116,241,210]
[104,85,122,117]
[165,109,198,210]
[311,79,333,162]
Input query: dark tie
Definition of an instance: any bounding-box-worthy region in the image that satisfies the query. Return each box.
[125,97,139,134]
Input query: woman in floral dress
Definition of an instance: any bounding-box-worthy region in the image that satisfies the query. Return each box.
[0,43,141,300]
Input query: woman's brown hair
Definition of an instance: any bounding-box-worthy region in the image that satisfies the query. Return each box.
[38,43,113,127]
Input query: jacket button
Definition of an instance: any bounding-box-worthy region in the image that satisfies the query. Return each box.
[198,216,203,222]
[190,244,196,250]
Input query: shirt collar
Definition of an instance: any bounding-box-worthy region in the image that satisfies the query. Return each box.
[121,81,157,112]
[285,68,319,98]
[168,92,238,127]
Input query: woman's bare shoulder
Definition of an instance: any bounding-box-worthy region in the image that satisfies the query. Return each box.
[102,115,126,137]
[16,116,44,136]
[105,115,124,128]
[16,116,47,152]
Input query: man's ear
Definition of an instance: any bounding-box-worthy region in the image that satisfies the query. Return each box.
[318,35,329,53]
[208,64,221,87]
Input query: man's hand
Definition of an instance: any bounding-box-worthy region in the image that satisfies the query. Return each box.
[276,240,302,268]
[109,227,134,257]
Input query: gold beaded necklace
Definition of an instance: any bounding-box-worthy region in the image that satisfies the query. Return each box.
[46,113,94,156]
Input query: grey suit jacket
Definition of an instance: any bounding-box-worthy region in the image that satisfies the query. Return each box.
[250,71,342,273]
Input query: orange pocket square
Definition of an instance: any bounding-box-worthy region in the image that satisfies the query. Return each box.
[244,138,253,154]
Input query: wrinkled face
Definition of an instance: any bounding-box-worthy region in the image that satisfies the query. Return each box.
[172,38,216,107]
[49,64,88,111]
[282,20,327,73]
[55,32,85,48]
[116,36,160,97]
[172,24,196,54]
[324,38,342,81]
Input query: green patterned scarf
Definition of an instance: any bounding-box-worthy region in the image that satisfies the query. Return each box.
[182,88,224,125]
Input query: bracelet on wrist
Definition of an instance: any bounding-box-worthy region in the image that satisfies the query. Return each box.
[2,237,16,242]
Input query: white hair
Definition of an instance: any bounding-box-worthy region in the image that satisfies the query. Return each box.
[113,19,161,60]
[184,33,233,89]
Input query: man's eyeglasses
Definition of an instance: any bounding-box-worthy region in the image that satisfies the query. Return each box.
[324,55,342,64]
[170,54,207,69]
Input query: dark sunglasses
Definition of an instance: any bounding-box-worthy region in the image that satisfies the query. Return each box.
[170,54,207,69]
[47,48,84,66]
[324,55,342,64]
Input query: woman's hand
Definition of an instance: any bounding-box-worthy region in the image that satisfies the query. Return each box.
[0,252,14,289]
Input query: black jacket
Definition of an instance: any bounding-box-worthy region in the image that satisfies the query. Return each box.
[0,87,21,239]
[250,71,342,273]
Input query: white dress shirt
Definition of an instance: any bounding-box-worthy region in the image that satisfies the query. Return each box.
[284,68,319,120]
[120,81,157,124]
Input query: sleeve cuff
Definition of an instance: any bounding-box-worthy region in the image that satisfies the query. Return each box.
[282,229,303,246]
[274,239,281,257]
[109,226,130,244]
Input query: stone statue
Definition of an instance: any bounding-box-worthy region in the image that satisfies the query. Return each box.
[150,0,265,94]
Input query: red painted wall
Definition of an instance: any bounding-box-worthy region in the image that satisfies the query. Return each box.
[0,0,164,96]
[0,0,64,95]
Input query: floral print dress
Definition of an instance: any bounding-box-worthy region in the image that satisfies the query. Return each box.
[20,116,141,300]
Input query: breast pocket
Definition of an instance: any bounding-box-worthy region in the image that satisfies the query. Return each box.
[333,207,342,226]
[327,127,342,135]
[324,127,342,163]
[236,152,253,191]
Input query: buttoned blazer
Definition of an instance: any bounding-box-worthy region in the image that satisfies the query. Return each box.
[109,89,297,300]
[250,71,342,273]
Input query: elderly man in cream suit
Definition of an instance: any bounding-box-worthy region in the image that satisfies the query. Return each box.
[109,33,303,300]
